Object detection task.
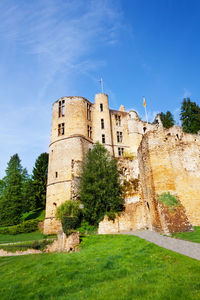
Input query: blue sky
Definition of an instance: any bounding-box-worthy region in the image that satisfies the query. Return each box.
[0,0,200,178]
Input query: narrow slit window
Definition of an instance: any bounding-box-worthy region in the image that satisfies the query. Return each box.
[55,172,58,178]
[101,118,104,129]
[102,134,105,144]
[87,103,91,120]
[100,103,103,112]
[58,100,65,117]
[88,125,92,138]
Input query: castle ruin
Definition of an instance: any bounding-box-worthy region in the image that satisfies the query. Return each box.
[44,93,200,235]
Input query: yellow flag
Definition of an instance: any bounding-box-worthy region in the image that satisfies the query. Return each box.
[143,97,146,107]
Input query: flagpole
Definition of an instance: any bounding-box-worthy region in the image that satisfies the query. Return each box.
[101,77,104,93]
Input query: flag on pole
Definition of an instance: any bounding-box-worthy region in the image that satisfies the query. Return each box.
[143,96,148,123]
[143,97,146,107]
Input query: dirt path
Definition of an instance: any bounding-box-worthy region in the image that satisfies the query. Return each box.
[121,230,200,260]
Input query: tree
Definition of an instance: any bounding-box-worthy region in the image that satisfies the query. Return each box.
[31,153,49,209]
[0,154,24,225]
[154,111,175,128]
[78,143,123,226]
[180,98,200,134]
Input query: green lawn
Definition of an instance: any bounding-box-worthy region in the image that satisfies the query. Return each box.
[0,235,199,300]
[0,231,53,244]
[172,226,200,243]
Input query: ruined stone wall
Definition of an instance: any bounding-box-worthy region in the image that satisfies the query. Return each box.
[138,127,200,231]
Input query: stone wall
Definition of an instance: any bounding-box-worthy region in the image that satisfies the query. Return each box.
[138,127,200,231]
[98,157,147,234]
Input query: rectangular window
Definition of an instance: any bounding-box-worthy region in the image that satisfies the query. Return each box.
[101,118,104,129]
[102,134,105,144]
[55,172,58,178]
[118,147,124,156]
[117,131,123,143]
[87,103,91,121]
[88,125,92,138]
[58,123,65,136]
[58,100,65,117]
[100,103,103,112]
[115,115,121,126]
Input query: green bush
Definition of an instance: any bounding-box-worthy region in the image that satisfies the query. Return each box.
[76,221,97,235]
[0,219,39,235]
[56,200,82,235]
[157,192,179,207]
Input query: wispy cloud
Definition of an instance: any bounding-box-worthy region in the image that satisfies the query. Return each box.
[0,0,123,99]
[0,0,124,177]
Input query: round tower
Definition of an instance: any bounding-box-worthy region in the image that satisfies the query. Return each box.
[92,93,113,154]
[44,96,93,234]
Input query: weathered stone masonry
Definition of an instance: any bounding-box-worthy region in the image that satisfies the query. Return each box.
[44,93,200,235]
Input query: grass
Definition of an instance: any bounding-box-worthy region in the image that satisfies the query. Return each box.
[158,192,179,207]
[0,234,200,300]
[0,231,56,244]
[0,239,53,252]
[172,226,200,243]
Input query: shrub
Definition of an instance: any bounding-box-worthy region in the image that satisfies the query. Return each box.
[56,200,82,235]
[157,192,179,207]
[0,219,39,235]
[76,221,97,235]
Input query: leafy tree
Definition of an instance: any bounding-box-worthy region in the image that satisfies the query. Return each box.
[78,143,123,226]
[0,179,6,198]
[0,154,24,225]
[31,153,49,209]
[180,98,200,134]
[154,111,175,128]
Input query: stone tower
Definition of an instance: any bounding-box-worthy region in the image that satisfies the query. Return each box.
[44,96,93,234]
[44,93,155,234]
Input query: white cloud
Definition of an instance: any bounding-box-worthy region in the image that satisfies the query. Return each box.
[0,0,124,177]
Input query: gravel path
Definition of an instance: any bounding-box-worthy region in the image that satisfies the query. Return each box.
[121,230,200,260]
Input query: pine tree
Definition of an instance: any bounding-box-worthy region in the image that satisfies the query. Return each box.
[31,153,49,209]
[78,143,123,225]
[180,98,200,134]
[0,154,24,225]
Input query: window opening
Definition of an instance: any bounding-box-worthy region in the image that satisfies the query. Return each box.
[87,103,91,121]
[101,119,104,129]
[88,125,92,138]
[117,131,123,143]
[58,123,65,136]
[143,127,147,133]
[118,147,124,156]
[58,100,65,117]
[55,172,58,178]
[102,134,105,144]
[115,115,121,126]
[100,103,103,111]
